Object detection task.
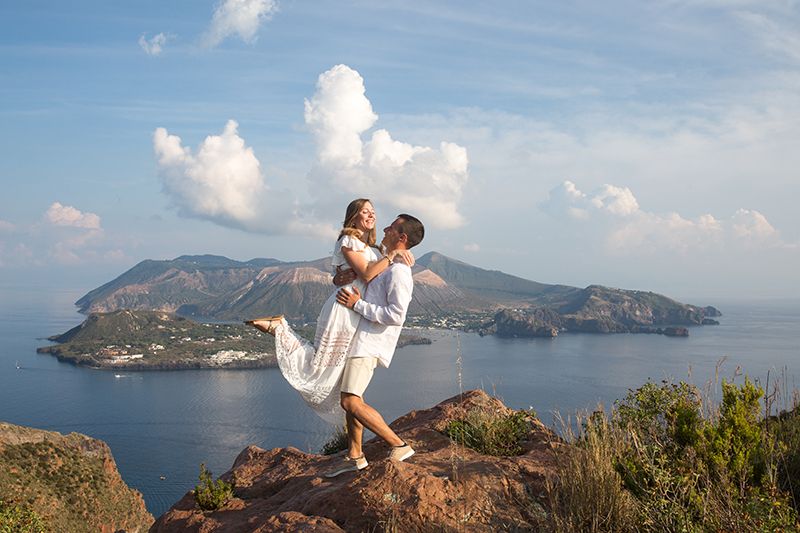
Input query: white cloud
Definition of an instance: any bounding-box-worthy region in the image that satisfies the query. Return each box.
[154,120,266,225]
[0,205,128,267]
[0,219,14,232]
[589,184,639,216]
[305,64,469,229]
[731,208,778,240]
[44,202,101,229]
[542,181,639,219]
[542,181,786,254]
[153,120,336,239]
[138,32,172,56]
[204,0,278,47]
[463,243,480,252]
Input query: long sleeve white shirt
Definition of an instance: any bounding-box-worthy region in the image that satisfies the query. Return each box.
[347,262,414,367]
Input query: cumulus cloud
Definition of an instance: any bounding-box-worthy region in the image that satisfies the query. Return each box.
[0,205,129,268]
[152,65,469,238]
[305,65,469,229]
[542,181,638,219]
[153,120,335,239]
[463,243,480,252]
[542,180,785,254]
[204,0,278,47]
[154,120,266,226]
[44,202,101,229]
[731,208,778,240]
[138,32,172,56]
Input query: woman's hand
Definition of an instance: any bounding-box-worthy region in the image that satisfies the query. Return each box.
[391,249,415,267]
[333,266,358,287]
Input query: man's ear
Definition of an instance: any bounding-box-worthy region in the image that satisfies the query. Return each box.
[398,233,408,244]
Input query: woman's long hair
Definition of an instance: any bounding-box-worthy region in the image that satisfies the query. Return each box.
[338,198,376,247]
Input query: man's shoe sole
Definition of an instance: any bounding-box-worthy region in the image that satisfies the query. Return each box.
[324,458,368,478]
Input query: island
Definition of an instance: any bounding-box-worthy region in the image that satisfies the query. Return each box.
[37,310,431,370]
[72,252,721,340]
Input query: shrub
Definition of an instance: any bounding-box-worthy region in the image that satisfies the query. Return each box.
[546,377,800,532]
[0,500,46,533]
[320,426,349,455]
[193,463,233,511]
[445,407,534,456]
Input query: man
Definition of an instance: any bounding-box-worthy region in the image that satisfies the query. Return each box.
[324,213,425,478]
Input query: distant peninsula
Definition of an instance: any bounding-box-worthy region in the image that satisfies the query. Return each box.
[71,252,721,340]
[37,310,431,370]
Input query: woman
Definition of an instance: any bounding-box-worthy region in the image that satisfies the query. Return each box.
[246,199,413,424]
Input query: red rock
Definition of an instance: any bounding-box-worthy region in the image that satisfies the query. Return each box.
[151,390,559,532]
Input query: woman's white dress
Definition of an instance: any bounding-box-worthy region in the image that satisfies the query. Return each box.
[272,235,379,424]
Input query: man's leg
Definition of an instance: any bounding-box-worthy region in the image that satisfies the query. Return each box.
[341,392,404,447]
[346,411,364,458]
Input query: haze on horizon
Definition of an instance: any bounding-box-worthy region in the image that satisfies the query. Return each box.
[1,1,798,300]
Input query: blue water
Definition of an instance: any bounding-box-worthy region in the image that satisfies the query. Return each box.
[1,285,798,517]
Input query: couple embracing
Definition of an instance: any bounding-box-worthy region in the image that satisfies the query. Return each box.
[247,199,424,478]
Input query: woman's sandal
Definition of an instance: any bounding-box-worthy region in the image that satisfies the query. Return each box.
[244,315,285,335]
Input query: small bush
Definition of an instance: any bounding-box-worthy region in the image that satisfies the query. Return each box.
[320,426,349,455]
[547,377,800,532]
[445,407,533,456]
[0,499,46,533]
[193,463,233,511]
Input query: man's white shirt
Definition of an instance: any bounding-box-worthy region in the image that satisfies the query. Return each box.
[348,262,413,368]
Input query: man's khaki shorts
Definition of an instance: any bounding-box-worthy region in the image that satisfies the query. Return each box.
[340,356,379,398]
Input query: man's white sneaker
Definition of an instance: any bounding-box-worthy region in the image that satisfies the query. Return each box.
[324,455,368,478]
[388,443,414,462]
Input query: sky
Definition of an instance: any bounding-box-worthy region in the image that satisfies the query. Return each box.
[1,0,799,300]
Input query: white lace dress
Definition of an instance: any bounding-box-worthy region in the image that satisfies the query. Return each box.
[272,235,379,424]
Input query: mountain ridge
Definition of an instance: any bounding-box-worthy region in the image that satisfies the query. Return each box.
[75,251,720,334]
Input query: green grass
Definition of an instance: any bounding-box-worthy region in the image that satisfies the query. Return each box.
[320,426,349,455]
[444,406,535,456]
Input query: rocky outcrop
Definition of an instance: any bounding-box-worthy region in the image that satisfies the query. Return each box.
[152,390,559,532]
[0,422,153,533]
[490,308,562,337]
[487,285,721,337]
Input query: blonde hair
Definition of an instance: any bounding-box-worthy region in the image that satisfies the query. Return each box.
[338,198,376,247]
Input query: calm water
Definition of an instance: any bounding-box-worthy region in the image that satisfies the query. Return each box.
[1,285,799,516]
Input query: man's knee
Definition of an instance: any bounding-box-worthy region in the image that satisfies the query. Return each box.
[340,392,361,412]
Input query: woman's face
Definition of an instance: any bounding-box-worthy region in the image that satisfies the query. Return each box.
[353,202,376,232]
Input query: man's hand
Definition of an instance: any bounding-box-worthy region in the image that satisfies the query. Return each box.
[336,286,361,309]
[333,267,358,287]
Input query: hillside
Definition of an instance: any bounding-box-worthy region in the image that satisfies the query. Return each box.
[36,310,430,370]
[37,310,277,370]
[74,252,720,335]
[75,254,281,314]
[0,422,153,532]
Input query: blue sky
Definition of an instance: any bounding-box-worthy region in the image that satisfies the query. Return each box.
[1,0,798,299]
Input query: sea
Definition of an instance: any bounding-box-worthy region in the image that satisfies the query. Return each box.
[1,284,799,517]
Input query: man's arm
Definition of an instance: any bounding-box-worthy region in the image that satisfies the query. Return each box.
[336,268,412,326]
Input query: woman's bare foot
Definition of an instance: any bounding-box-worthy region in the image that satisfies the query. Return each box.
[244,315,284,336]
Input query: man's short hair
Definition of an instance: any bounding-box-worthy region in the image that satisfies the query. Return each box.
[397,214,424,249]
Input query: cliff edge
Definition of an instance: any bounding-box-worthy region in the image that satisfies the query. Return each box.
[0,422,153,532]
[152,390,559,532]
